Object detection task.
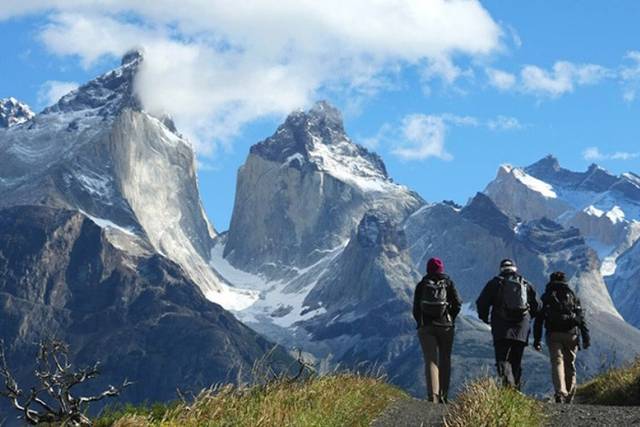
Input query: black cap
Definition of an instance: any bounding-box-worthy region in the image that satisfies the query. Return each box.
[550,271,567,282]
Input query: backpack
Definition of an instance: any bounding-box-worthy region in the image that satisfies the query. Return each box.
[498,275,529,321]
[546,286,578,331]
[420,279,449,319]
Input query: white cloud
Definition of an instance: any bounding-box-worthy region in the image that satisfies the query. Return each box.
[422,55,472,86]
[520,61,612,97]
[583,146,638,161]
[37,80,79,107]
[393,114,451,161]
[621,51,640,102]
[440,113,479,127]
[487,115,522,131]
[2,0,503,155]
[386,112,522,161]
[486,67,516,91]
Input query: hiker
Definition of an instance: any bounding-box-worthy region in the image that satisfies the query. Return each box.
[413,257,462,404]
[533,271,590,403]
[476,259,539,390]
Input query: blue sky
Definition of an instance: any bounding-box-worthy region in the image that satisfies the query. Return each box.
[1,1,640,230]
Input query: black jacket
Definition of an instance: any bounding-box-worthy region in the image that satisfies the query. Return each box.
[533,280,590,346]
[476,272,539,343]
[413,273,462,328]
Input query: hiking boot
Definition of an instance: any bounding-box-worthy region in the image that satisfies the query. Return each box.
[555,395,565,404]
[438,395,448,404]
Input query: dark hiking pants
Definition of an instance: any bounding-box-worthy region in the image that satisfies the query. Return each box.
[418,325,454,402]
[494,339,526,390]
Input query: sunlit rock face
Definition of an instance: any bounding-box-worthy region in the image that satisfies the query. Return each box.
[0,51,248,306]
[224,101,422,276]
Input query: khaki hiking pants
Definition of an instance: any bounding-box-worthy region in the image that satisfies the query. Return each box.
[547,332,578,401]
[418,325,454,403]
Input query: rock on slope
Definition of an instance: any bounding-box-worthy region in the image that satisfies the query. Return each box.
[0,206,292,419]
[0,97,34,128]
[607,239,640,327]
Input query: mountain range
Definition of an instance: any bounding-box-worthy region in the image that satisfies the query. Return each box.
[1,51,639,416]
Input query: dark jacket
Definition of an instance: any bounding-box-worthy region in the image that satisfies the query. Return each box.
[413,273,462,328]
[476,272,539,343]
[533,280,590,347]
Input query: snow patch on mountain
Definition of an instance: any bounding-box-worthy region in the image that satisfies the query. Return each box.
[211,240,345,327]
[308,135,401,193]
[81,210,136,236]
[502,165,557,198]
[0,97,34,128]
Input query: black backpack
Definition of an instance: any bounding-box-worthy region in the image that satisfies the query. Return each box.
[498,275,529,321]
[420,279,449,319]
[546,286,578,331]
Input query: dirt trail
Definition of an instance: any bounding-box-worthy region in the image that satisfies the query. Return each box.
[371,399,640,426]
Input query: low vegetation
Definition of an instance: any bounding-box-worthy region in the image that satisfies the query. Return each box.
[96,373,407,427]
[577,357,640,405]
[444,377,545,427]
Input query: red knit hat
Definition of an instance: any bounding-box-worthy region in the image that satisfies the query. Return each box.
[427,257,445,275]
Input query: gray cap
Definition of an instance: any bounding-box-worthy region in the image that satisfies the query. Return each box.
[500,259,517,272]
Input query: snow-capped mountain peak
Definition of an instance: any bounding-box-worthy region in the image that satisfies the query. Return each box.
[42,49,143,118]
[0,97,35,128]
[251,101,390,190]
[499,164,558,199]
[224,101,422,273]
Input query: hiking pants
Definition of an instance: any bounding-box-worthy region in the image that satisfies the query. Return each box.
[547,332,578,402]
[494,339,526,390]
[417,325,454,402]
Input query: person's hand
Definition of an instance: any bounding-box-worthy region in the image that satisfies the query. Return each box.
[534,342,542,352]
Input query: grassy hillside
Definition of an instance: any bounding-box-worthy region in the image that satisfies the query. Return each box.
[577,357,640,405]
[96,373,407,427]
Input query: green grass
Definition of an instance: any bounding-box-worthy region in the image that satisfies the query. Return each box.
[444,377,545,427]
[95,373,408,427]
[576,357,640,405]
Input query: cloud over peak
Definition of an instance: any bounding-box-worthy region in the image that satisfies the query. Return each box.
[6,0,503,155]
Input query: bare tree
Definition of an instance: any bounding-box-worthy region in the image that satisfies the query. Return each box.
[0,339,131,426]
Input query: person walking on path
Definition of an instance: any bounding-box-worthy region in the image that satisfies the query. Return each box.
[533,271,590,403]
[476,259,539,390]
[413,257,462,403]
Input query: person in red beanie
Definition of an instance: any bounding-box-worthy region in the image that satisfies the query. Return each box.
[413,257,462,403]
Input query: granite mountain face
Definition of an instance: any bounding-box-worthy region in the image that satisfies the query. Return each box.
[213,103,640,396]
[0,52,291,420]
[224,101,423,275]
[0,51,254,309]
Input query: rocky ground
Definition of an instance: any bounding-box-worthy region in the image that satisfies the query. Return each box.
[371,399,640,426]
